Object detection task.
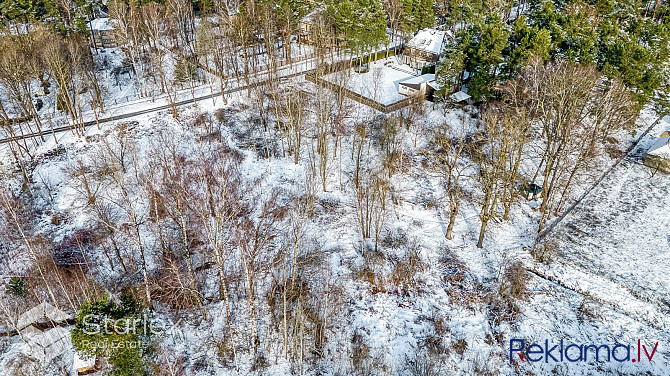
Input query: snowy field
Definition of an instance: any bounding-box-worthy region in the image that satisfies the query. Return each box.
[550,117,670,309]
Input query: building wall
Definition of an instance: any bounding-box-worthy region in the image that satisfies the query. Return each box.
[298,22,312,43]
[643,154,670,173]
[399,84,418,96]
[399,82,434,97]
[403,47,439,69]
[92,29,117,48]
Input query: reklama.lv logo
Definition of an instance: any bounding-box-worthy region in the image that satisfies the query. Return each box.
[510,339,659,363]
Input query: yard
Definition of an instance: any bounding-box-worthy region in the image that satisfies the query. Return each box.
[320,58,419,106]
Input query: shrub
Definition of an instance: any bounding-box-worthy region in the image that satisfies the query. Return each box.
[6,353,40,376]
[53,229,93,266]
[403,351,443,376]
[351,331,372,375]
[251,353,270,372]
[381,228,408,249]
[214,108,227,123]
[469,354,495,375]
[452,339,467,355]
[214,336,236,367]
[71,293,155,376]
[7,277,27,298]
[578,294,601,322]
[499,262,529,300]
[390,249,426,296]
[489,262,529,323]
[530,241,558,264]
[149,256,201,312]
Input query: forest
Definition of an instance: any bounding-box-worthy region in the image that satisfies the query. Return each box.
[0,0,668,375]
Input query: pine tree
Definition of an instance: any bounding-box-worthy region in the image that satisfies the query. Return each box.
[506,16,551,76]
[436,46,466,96]
[466,18,509,101]
[417,0,435,29]
[72,294,155,376]
[401,0,434,34]
[330,0,387,59]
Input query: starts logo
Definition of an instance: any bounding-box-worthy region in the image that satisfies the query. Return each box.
[510,339,659,363]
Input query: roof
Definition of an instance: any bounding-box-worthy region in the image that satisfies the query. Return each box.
[21,325,43,336]
[450,91,471,103]
[300,9,322,24]
[427,80,441,90]
[399,74,435,86]
[90,17,114,31]
[17,302,70,330]
[406,28,448,55]
[647,134,670,159]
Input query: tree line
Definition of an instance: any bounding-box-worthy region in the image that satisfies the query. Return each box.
[437,0,670,106]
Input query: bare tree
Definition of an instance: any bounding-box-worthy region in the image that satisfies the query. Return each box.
[99,139,154,309]
[236,188,286,352]
[355,169,389,252]
[110,0,148,97]
[0,189,60,310]
[432,114,473,240]
[474,110,518,248]
[0,30,47,141]
[272,87,306,163]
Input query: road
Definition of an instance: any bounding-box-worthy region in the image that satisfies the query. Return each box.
[0,69,310,145]
[0,44,403,145]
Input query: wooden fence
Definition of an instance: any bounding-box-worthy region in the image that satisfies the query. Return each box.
[305,72,417,114]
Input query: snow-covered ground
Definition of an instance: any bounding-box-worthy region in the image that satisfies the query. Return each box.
[321,58,417,105]
[1,70,669,376]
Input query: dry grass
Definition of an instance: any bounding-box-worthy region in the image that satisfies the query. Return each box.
[489,262,529,324]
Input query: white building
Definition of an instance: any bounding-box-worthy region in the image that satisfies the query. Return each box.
[403,28,449,70]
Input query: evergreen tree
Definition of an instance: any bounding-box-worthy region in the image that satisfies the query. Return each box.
[328,0,387,59]
[505,16,551,76]
[465,18,509,101]
[401,0,435,34]
[523,0,670,105]
[72,294,155,376]
[436,42,467,97]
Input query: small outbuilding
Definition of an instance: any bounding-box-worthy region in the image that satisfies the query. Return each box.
[643,130,670,173]
[398,74,436,97]
[449,91,472,105]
